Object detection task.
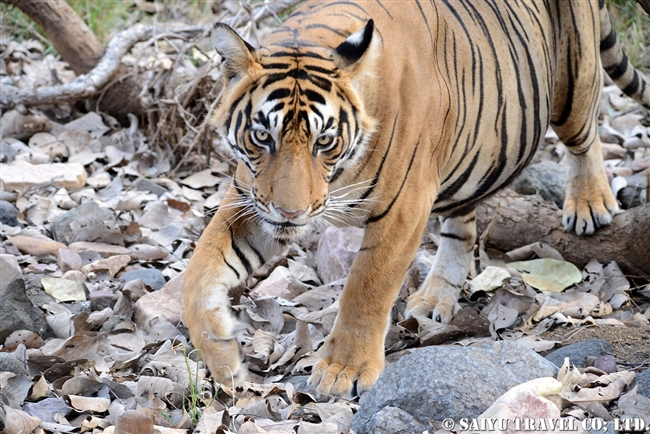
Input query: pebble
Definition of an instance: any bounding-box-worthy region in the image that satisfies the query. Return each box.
[81,255,132,278]
[119,268,166,290]
[10,234,66,256]
[545,339,613,367]
[0,200,19,226]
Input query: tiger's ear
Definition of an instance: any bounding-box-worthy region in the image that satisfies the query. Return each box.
[212,23,259,82]
[333,20,376,71]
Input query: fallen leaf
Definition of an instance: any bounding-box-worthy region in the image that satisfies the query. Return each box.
[507,258,582,293]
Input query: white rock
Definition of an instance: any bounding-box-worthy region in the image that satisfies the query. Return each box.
[0,161,87,192]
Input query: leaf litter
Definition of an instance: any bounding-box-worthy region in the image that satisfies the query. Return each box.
[1,4,650,434]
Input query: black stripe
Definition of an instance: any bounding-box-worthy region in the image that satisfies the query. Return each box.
[244,237,265,266]
[375,0,393,18]
[304,89,326,105]
[622,70,640,96]
[600,28,617,51]
[306,23,350,38]
[267,88,291,101]
[440,232,467,241]
[223,252,241,280]
[367,139,420,223]
[606,53,629,80]
[230,230,252,275]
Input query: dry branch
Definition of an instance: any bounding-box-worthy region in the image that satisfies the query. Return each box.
[476,189,650,278]
[1,0,303,109]
[3,0,104,75]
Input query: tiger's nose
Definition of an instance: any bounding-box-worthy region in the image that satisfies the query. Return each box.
[276,207,305,219]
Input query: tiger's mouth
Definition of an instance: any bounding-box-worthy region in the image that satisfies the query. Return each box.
[258,215,313,240]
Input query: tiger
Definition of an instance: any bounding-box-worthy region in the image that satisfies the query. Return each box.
[183,0,650,396]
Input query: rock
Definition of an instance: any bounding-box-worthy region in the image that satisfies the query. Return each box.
[127,244,169,261]
[134,271,184,327]
[545,339,613,367]
[617,174,647,209]
[317,226,364,284]
[10,235,66,256]
[58,248,82,272]
[351,341,558,433]
[132,178,168,196]
[81,255,131,278]
[51,201,123,245]
[0,200,19,226]
[119,269,166,291]
[0,254,21,274]
[0,353,28,375]
[510,160,567,208]
[630,368,650,398]
[41,277,86,302]
[360,406,429,434]
[69,241,132,258]
[89,290,116,311]
[0,258,46,343]
[0,160,87,192]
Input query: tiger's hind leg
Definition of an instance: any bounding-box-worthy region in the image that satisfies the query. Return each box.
[404,210,476,323]
[552,3,619,235]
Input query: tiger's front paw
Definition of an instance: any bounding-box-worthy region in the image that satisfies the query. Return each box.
[563,174,619,236]
[404,282,461,323]
[184,300,248,386]
[308,331,384,396]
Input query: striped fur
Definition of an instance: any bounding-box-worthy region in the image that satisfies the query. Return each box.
[184,0,649,396]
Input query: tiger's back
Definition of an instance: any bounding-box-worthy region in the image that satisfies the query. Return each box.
[184,0,648,396]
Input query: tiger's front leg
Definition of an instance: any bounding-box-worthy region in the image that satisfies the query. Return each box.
[309,196,433,396]
[405,210,477,323]
[183,182,280,385]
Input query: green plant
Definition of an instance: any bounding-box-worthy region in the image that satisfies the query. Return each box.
[609,0,650,72]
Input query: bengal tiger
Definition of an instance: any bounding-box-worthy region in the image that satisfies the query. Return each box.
[183,0,650,396]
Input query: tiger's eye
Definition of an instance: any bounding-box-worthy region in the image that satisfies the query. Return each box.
[317,135,334,147]
[254,130,270,142]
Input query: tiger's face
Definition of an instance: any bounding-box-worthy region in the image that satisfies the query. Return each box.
[211,22,378,240]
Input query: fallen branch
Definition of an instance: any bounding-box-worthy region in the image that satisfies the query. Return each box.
[1,0,303,109]
[0,24,204,108]
[476,189,650,277]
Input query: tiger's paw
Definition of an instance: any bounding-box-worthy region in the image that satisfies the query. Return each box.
[404,285,461,323]
[563,175,619,236]
[308,332,384,396]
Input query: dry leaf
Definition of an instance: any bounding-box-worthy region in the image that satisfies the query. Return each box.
[508,258,582,293]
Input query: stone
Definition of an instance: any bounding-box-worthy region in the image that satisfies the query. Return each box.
[10,235,66,256]
[134,271,185,327]
[127,244,169,261]
[119,268,166,291]
[0,257,46,343]
[69,241,132,258]
[630,368,650,398]
[0,200,19,226]
[58,248,82,272]
[51,201,123,245]
[351,341,558,433]
[360,406,429,434]
[317,226,364,284]
[132,178,168,196]
[0,160,87,192]
[510,160,568,208]
[617,174,647,210]
[41,277,86,302]
[545,339,613,368]
[0,353,29,376]
[81,255,131,278]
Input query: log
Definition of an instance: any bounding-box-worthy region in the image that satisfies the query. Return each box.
[3,0,104,75]
[476,189,650,278]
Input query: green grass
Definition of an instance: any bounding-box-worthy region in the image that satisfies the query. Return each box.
[609,0,650,71]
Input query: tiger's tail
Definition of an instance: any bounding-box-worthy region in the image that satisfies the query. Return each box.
[599,1,650,109]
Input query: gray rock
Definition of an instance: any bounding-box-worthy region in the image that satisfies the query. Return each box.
[545,339,612,367]
[630,368,650,398]
[0,353,28,375]
[511,160,567,208]
[0,200,19,226]
[617,174,647,210]
[351,341,558,433]
[51,201,123,245]
[119,268,166,290]
[0,258,47,343]
[362,406,430,434]
[132,178,168,197]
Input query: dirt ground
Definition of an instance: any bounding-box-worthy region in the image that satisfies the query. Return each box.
[540,324,650,367]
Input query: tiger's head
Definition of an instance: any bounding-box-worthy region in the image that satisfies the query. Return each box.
[211,20,378,240]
